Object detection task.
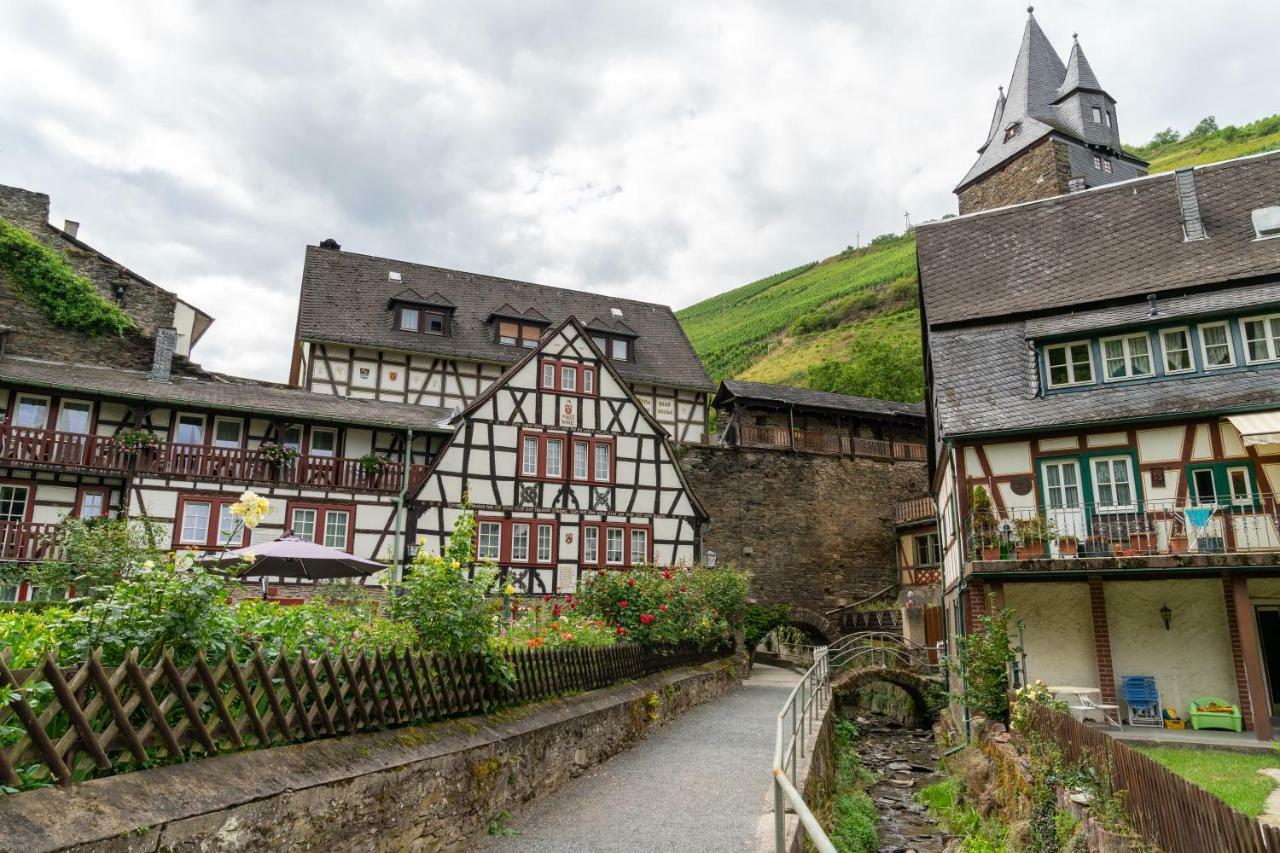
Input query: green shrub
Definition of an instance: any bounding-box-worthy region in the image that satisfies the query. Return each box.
[576,564,748,648]
[0,606,74,668]
[498,600,617,651]
[957,602,1017,723]
[0,221,133,336]
[235,599,418,661]
[807,314,924,403]
[743,602,790,651]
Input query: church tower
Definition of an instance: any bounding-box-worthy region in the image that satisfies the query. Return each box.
[954,7,1148,214]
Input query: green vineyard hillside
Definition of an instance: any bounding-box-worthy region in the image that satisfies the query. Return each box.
[678,113,1280,404]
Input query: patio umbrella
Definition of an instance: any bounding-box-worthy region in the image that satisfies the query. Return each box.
[199,532,385,581]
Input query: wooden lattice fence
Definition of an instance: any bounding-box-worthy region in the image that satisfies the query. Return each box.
[0,642,721,790]
[1029,704,1280,853]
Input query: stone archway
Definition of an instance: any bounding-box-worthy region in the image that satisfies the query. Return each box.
[787,607,839,645]
[832,666,939,723]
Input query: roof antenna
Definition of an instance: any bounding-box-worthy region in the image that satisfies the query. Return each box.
[1147,294,1159,318]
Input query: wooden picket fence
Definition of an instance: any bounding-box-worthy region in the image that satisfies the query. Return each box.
[1029,704,1280,853]
[0,641,722,790]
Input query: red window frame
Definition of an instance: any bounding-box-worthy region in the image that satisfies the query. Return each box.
[519,430,615,483]
[579,522,652,568]
[476,516,558,567]
[173,494,248,549]
[76,486,111,518]
[285,501,356,552]
[539,358,597,397]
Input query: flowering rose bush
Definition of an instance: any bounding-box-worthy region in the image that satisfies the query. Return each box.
[498,595,616,651]
[236,599,418,661]
[577,565,749,650]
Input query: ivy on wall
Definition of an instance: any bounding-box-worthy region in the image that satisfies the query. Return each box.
[0,220,133,336]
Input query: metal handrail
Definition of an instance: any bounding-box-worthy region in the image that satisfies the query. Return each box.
[772,645,835,853]
[770,632,941,851]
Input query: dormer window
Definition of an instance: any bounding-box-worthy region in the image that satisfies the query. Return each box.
[499,321,544,348]
[590,334,631,362]
[397,307,450,335]
[1003,122,1021,142]
[1105,110,1113,128]
[1091,106,1103,123]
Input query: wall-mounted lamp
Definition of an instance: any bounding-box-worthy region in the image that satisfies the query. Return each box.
[1160,603,1172,631]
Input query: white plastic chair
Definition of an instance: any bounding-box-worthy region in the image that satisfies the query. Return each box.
[1080,695,1123,729]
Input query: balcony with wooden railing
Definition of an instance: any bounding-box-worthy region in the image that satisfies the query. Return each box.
[964,493,1280,574]
[0,424,429,495]
[0,522,60,563]
[733,424,926,462]
[894,496,936,526]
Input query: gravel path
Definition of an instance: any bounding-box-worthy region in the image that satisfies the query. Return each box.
[477,663,800,853]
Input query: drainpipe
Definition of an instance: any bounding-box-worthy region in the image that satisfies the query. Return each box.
[393,428,414,584]
[787,404,796,451]
[945,438,972,741]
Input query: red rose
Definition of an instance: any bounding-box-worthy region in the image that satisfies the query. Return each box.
[616,626,628,636]
[640,613,655,625]
[659,604,667,612]
[628,578,635,587]
[662,570,672,580]
[619,600,628,608]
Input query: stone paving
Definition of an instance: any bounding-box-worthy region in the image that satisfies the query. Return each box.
[477,663,800,853]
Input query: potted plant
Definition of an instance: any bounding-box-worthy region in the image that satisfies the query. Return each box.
[1055,536,1079,558]
[1167,530,1189,554]
[971,486,1001,560]
[258,442,300,466]
[113,427,161,455]
[1014,516,1050,560]
[357,452,391,478]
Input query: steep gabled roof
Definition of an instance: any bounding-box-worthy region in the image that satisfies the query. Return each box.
[921,151,1280,327]
[297,246,714,392]
[1055,37,1102,100]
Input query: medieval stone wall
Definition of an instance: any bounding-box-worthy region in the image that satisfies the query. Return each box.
[0,184,176,369]
[957,137,1072,215]
[681,445,927,614]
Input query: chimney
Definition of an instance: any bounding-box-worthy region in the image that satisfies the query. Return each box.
[1174,167,1207,241]
[149,328,177,382]
[63,219,80,239]
[319,238,341,250]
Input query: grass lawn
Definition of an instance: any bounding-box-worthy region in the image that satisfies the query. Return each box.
[1132,746,1280,817]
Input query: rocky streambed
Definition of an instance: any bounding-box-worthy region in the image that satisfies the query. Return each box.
[849,714,948,853]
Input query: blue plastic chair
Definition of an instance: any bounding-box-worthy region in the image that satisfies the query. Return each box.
[1121,675,1161,727]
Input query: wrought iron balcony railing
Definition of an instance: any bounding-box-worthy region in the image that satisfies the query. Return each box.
[965,493,1280,563]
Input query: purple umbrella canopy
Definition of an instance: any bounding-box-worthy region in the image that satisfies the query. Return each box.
[200,532,386,580]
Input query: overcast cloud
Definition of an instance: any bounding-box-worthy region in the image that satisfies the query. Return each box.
[1,1,1275,380]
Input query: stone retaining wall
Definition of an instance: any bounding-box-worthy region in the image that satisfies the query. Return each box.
[0,657,742,852]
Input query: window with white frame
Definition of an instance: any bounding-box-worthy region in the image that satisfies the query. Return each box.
[594,444,611,481]
[1093,155,1103,170]
[1045,341,1094,387]
[0,485,30,522]
[1242,314,1280,364]
[1190,469,1218,506]
[399,307,419,332]
[1102,159,1113,175]
[13,395,49,428]
[1092,457,1137,511]
[583,526,599,564]
[56,400,92,433]
[213,418,243,448]
[1160,328,1194,373]
[291,507,317,541]
[630,528,648,565]
[1229,467,1255,506]
[477,521,501,560]
[1100,332,1153,381]
[537,524,554,563]
[523,435,539,476]
[560,365,577,392]
[574,441,589,479]
[174,414,204,445]
[309,428,337,457]
[1199,322,1235,368]
[606,528,624,564]
[179,501,212,544]
[217,503,245,547]
[546,438,563,478]
[511,523,530,562]
[323,510,349,549]
[1092,106,1103,123]
[610,339,629,361]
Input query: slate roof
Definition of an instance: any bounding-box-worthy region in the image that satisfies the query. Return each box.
[956,13,1139,192]
[714,379,925,421]
[930,322,1280,437]
[296,246,715,393]
[0,356,454,432]
[920,151,1280,327]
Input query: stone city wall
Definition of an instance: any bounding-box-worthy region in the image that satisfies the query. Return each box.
[681,445,928,616]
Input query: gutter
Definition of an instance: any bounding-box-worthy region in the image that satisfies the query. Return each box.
[393,428,413,583]
[948,399,1280,442]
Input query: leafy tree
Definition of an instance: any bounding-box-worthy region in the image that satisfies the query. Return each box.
[1189,115,1219,138]
[1148,127,1180,147]
[807,322,924,403]
[42,516,167,601]
[957,602,1017,723]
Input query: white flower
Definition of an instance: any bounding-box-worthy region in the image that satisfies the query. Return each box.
[141,560,155,570]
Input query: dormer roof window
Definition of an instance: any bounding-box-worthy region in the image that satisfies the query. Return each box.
[387,288,455,336]
[586,317,639,362]
[1003,122,1021,142]
[488,305,549,348]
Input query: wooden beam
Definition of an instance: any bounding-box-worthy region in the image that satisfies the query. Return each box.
[1230,575,1273,741]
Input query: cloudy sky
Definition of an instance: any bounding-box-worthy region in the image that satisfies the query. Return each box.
[2,1,1275,380]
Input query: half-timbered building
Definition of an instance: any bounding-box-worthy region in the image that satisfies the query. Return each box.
[289,243,715,444]
[918,150,1280,739]
[414,317,707,594]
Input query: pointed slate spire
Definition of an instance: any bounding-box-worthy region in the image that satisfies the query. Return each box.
[1055,34,1105,99]
[1006,7,1067,118]
[981,86,1007,150]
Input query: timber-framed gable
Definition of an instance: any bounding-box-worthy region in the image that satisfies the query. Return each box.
[412,317,707,595]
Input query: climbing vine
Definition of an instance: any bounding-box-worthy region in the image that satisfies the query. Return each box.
[0,220,133,335]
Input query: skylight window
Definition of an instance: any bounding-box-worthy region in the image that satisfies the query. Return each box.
[1254,207,1280,240]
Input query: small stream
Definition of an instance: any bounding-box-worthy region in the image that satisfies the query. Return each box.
[848,712,948,853]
